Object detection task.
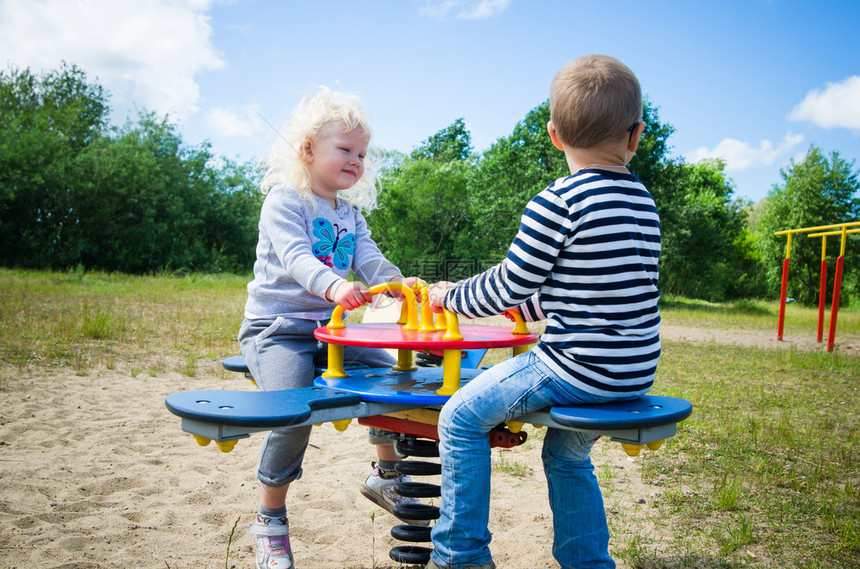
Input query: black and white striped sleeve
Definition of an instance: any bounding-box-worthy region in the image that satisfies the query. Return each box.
[445,190,570,318]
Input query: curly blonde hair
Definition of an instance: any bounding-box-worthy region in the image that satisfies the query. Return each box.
[261,86,381,211]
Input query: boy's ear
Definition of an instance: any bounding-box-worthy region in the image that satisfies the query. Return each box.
[627,121,646,153]
[547,120,565,151]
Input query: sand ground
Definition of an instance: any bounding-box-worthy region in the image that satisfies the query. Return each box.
[1,323,856,568]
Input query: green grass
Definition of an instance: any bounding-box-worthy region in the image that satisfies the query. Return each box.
[0,267,249,380]
[1,267,858,567]
[493,448,529,477]
[625,341,859,568]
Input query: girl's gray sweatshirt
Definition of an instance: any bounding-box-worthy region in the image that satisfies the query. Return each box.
[244,186,401,321]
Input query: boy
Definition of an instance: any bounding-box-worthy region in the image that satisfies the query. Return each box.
[426,54,661,569]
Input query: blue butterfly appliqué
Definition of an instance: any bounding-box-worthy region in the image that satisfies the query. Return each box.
[312,218,355,270]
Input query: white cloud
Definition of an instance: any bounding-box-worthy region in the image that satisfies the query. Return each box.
[0,0,224,120]
[789,76,860,132]
[684,133,805,172]
[205,105,264,139]
[419,0,511,20]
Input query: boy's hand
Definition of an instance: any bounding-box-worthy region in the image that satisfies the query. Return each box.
[332,281,373,310]
[428,281,455,313]
[503,307,521,323]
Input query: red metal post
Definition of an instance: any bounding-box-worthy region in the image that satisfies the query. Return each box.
[826,255,844,352]
[777,257,790,341]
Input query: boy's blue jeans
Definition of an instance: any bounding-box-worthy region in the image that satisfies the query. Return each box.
[429,351,616,569]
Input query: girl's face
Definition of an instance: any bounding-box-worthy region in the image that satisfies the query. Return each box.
[302,123,368,204]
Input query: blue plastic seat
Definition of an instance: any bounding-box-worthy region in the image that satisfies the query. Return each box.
[550,395,693,430]
[165,387,362,428]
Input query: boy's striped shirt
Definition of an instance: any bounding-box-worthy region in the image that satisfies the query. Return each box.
[445,169,661,398]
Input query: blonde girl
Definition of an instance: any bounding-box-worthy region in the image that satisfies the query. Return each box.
[239,87,421,569]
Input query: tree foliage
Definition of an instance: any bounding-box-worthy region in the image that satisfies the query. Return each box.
[0,64,109,268]
[670,161,765,299]
[410,118,473,162]
[367,120,476,280]
[626,103,766,300]
[372,100,769,301]
[466,102,568,260]
[753,146,860,304]
[0,64,262,274]
[4,64,857,303]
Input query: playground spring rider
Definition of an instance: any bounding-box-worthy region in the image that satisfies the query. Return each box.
[166,282,693,565]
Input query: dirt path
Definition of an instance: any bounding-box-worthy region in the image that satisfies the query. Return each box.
[661,322,860,356]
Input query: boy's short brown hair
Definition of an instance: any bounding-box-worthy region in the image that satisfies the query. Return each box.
[550,54,642,149]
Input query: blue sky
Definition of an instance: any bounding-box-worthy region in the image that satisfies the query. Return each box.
[2,0,859,203]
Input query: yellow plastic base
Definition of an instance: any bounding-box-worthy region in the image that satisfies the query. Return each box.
[215,439,238,453]
[322,368,350,378]
[193,434,211,447]
[383,408,441,425]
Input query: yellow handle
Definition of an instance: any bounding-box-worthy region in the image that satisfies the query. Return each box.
[442,309,463,341]
[433,304,527,338]
[505,309,529,335]
[327,282,419,330]
[325,282,529,339]
[420,284,437,332]
[435,305,528,336]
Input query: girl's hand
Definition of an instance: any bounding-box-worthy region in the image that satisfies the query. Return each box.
[387,276,424,300]
[428,281,455,313]
[332,281,373,310]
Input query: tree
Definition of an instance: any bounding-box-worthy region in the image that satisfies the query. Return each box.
[0,63,109,268]
[628,102,765,300]
[369,120,475,280]
[754,146,860,305]
[203,158,264,273]
[657,160,765,300]
[466,101,568,260]
[71,115,206,272]
[628,98,679,198]
[73,114,263,273]
[0,63,264,274]
[410,118,473,162]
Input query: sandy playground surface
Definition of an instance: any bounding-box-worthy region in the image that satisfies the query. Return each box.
[1,323,857,569]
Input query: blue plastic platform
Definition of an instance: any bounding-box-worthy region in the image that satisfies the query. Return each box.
[221,355,373,382]
[171,363,692,446]
[223,354,486,377]
[317,369,692,432]
[314,367,486,406]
